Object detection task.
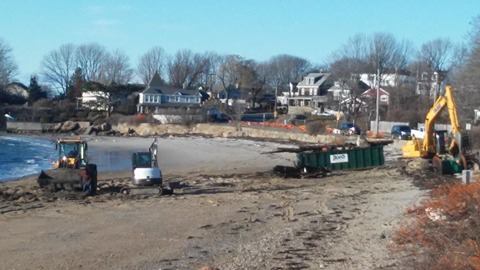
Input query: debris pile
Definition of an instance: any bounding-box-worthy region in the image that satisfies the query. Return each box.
[393,181,480,269]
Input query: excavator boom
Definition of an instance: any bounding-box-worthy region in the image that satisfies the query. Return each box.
[402,85,462,158]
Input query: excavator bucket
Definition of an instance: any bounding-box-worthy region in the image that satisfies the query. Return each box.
[402,139,422,158]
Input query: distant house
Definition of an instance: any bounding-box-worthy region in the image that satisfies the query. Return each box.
[287,73,332,114]
[81,91,110,111]
[415,70,445,97]
[218,85,248,106]
[358,73,415,88]
[137,73,203,113]
[327,81,351,101]
[361,87,390,105]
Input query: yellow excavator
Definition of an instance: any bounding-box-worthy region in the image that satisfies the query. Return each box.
[402,85,477,174]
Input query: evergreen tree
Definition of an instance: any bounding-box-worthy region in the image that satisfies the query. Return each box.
[67,67,85,101]
[28,75,47,103]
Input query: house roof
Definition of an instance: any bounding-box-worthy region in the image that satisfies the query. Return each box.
[297,73,331,87]
[142,72,200,96]
[361,88,390,98]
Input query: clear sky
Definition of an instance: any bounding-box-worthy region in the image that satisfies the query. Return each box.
[0,0,478,83]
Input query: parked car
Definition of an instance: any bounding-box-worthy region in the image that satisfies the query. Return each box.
[411,127,425,139]
[208,113,231,123]
[339,122,361,135]
[391,125,412,140]
[291,114,307,125]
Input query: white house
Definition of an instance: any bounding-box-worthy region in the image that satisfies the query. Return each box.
[361,87,390,105]
[327,81,351,101]
[287,73,331,114]
[81,91,110,111]
[359,73,415,88]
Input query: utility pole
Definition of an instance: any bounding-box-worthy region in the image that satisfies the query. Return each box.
[274,85,278,119]
[375,68,380,134]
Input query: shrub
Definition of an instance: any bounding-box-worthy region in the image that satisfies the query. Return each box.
[392,181,480,270]
[306,120,326,135]
[32,98,53,108]
[470,127,480,149]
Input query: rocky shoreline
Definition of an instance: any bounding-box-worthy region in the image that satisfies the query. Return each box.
[6,120,353,145]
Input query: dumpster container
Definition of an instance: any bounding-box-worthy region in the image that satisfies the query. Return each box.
[297,145,384,171]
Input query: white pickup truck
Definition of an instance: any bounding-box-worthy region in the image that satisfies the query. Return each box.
[411,128,425,139]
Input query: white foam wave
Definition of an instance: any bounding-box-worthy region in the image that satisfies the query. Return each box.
[25,159,36,164]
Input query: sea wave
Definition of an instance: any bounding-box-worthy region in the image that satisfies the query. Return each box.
[0,135,57,181]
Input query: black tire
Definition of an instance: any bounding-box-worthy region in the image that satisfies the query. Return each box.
[85,164,97,195]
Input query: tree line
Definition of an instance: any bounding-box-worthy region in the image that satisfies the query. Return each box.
[0,15,479,113]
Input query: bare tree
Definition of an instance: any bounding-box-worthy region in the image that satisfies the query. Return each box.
[217,55,243,90]
[392,39,413,72]
[102,50,133,85]
[419,38,453,72]
[0,39,18,87]
[451,16,480,116]
[336,33,368,61]
[167,49,210,89]
[137,46,167,84]
[367,32,399,75]
[198,52,221,91]
[75,43,107,82]
[41,44,76,95]
[265,54,311,91]
[168,49,193,88]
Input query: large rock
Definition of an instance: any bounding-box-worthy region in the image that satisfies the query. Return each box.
[60,121,79,132]
[53,122,63,132]
[84,126,98,135]
[99,122,111,132]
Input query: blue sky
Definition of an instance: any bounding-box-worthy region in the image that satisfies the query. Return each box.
[0,0,478,83]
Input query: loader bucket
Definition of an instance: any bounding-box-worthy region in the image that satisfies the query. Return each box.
[37,168,85,191]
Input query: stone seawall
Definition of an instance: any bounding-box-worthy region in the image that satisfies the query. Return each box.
[114,123,351,144]
[5,121,352,145]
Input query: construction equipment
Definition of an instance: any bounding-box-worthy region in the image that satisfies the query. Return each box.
[120,138,170,195]
[402,85,477,174]
[37,137,97,195]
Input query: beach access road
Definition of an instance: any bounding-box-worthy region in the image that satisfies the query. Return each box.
[0,138,421,270]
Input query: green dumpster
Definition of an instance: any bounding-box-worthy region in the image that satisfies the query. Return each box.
[297,145,385,171]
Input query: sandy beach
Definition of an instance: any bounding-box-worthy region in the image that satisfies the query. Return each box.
[85,136,297,175]
[0,136,422,270]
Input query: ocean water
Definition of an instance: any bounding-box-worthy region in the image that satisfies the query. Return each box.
[0,135,57,181]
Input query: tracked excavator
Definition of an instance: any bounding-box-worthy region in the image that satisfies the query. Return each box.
[37,137,97,195]
[402,85,478,174]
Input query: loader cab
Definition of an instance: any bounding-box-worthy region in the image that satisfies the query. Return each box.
[56,139,88,169]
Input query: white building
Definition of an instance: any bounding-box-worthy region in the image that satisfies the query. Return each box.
[80,91,110,111]
[287,73,331,114]
[359,73,415,88]
[327,81,351,101]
